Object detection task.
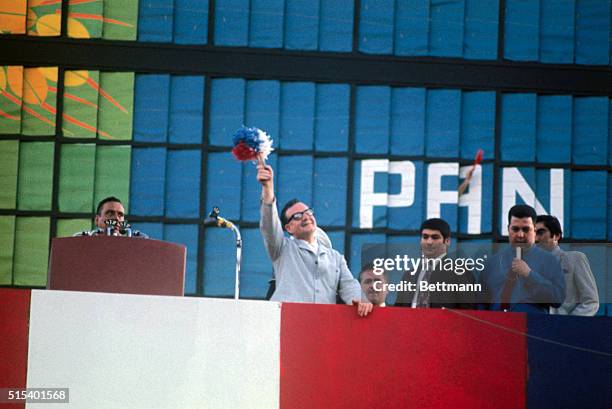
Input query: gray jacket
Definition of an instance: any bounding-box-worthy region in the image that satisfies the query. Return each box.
[550,246,599,316]
[260,200,363,304]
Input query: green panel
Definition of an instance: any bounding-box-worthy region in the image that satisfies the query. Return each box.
[56,219,92,237]
[0,140,19,209]
[94,145,131,212]
[13,217,50,286]
[97,72,134,141]
[17,142,54,210]
[102,0,138,40]
[0,216,15,285]
[0,66,22,134]
[21,67,57,136]
[59,144,96,212]
[68,0,103,38]
[63,70,100,138]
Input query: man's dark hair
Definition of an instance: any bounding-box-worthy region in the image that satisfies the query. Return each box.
[280,198,300,230]
[96,196,123,215]
[359,263,387,282]
[420,218,451,240]
[508,204,537,225]
[536,215,563,240]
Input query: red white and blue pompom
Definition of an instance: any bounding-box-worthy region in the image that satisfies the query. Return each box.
[231,126,274,163]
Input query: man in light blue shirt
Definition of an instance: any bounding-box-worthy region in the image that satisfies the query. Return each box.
[257,164,372,317]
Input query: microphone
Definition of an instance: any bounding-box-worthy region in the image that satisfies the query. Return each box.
[515,246,521,260]
[105,219,118,236]
[204,207,234,229]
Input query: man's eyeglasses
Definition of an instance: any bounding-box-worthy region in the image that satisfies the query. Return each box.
[288,208,314,222]
[510,226,532,233]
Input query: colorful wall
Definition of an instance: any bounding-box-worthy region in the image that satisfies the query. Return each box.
[0,1,611,312]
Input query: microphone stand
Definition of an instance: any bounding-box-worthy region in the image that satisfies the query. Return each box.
[205,207,242,300]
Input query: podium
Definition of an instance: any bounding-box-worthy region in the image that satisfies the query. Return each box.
[47,236,186,296]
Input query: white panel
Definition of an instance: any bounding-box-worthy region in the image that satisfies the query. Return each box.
[27,291,281,409]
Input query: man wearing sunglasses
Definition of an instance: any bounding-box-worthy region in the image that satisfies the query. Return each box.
[257,164,373,317]
[535,215,599,316]
[478,204,565,313]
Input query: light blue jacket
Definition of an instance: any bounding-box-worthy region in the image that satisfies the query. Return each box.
[260,200,363,304]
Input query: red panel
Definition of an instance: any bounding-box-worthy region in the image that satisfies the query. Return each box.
[280,304,526,409]
[0,289,31,409]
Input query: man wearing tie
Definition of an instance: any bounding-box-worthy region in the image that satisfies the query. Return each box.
[395,218,476,309]
[478,205,565,313]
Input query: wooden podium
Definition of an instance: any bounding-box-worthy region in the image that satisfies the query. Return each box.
[47,236,186,296]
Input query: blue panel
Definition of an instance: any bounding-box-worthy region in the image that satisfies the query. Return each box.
[526,315,612,409]
[277,156,313,213]
[241,156,278,223]
[460,91,495,160]
[326,230,345,254]
[249,0,284,48]
[203,228,238,296]
[164,224,199,294]
[536,95,572,164]
[429,0,464,57]
[174,0,209,44]
[133,74,169,143]
[394,0,429,56]
[284,0,319,50]
[500,93,537,162]
[540,0,575,63]
[245,80,280,140]
[536,168,570,236]
[355,86,390,154]
[319,0,354,52]
[571,171,607,239]
[169,76,204,144]
[609,100,612,166]
[214,0,249,46]
[314,84,350,152]
[352,160,388,229]
[165,150,201,218]
[459,163,493,234]
[313,157,348,226]
[429,164,459,232]
[130,222,163,240]
[130,148,167,216]
[390,87,426,156]
[504,0,539,61]
[205,153,242,220]
[463,0,499,60]
[388,161,425,231]
[575,0,610,65]
[358,0,394,54]
[497,167,536,235]
[426,89,461,157]
[608,247,612,317]
[349,234,386,278]
[573,97,608,165]
[609,174,612,240]
[240,228,273,298]
[209,78,245,147]
[280,82,315,150]
[137,0,173,42]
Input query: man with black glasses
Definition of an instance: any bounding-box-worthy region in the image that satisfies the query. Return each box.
[478,204,565,313]
[257,164,372,317]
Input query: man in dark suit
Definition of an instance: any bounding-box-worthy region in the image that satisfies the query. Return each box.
[395,218,476,309]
